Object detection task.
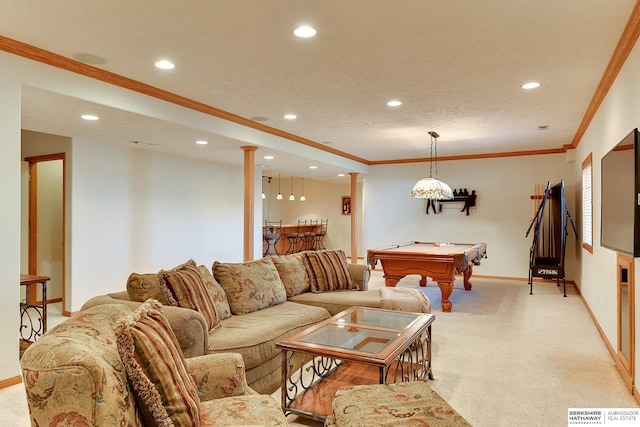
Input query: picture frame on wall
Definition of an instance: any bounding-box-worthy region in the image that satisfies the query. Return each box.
[342,196,351,215]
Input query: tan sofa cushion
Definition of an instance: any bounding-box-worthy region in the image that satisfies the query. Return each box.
[212,257,287,314]
[199,395,288,426]
[289,289,383,316]
[269,253,310,296]
[206,301,330,371]
[115,300,201,427]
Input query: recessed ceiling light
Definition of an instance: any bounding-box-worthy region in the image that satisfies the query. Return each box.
[195,140,208,145]
[284,114,297,120]
[264,155,274,160]
[387,100,402,107]
[80,114,99,121]
[338,173,346,177]
[309,165,318,169]
[294,26,317,38]
[521,82,540,89]
[73,52,107,65]
[155,60,175,70]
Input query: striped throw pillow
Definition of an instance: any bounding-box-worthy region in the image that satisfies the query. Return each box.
[160,262,221,331]
[303,249,357,293]
[115,299,200,427]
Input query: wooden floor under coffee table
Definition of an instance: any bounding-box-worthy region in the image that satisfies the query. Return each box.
[276,306,435,421]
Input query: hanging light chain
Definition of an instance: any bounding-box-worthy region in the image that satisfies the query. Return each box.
[428,131,440,178]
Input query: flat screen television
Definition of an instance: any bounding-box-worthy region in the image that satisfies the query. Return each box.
[600,128,640,257]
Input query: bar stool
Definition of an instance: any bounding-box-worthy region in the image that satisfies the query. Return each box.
[305,219,319,250]
[313,219,328,250]
[285,220,307,254]
[263,220,282,256]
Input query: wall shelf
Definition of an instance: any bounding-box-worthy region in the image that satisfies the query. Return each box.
[425,190,477,215]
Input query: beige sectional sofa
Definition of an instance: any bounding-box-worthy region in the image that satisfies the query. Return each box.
[21,302,289,426]
[82,249,432,395]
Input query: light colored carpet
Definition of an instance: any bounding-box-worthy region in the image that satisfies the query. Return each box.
[284,270,638,426]
[2,273,637,427]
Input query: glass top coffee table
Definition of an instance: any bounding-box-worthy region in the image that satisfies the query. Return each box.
[276,306,435,421]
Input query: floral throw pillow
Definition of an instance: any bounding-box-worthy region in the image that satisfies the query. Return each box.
[269,254,310,297]
[197,265,232,320]
[115,299,200,427]
[126,272,177,306]
[212,257,287,315]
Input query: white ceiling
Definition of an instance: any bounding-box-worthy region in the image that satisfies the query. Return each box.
[2,0,637,180]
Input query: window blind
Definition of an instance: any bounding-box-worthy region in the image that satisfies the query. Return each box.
[582,155,593,250]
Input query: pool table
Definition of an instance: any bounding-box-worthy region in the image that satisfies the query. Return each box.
[367,241,487,312]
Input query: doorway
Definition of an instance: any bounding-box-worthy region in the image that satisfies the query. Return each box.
[22,154,66,315]
[616,252,635,392]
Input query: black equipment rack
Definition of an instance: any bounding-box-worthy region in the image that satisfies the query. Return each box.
[525,180,577,297]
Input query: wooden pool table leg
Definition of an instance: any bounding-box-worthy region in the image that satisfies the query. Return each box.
[462,266,474,290]
[438,281,454,312]
[384,276,401,287]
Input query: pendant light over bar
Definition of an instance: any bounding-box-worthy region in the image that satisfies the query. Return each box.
[300,177,306,201]
[268,174,307,201]
[289,175,295,201]
[276,173,283,200]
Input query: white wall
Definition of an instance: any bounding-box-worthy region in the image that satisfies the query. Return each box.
[571,33,640,383]
[69,139,245,311]
[364,154,574,279]
[0,77,22,380]
[21,130,71,158]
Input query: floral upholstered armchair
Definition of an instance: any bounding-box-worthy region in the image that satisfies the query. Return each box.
[20,301,287,426]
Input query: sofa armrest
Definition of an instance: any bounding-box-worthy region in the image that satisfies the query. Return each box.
[349,263,371,291]
[21,304,138,426]
[82,294,209,358]
[186,353,255,401]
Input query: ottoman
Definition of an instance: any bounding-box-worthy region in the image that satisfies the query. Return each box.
[325,381,471,426]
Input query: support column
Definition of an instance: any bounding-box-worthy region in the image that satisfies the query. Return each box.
[0,76,21,381]
[241,146,258,261]
[349,172,358,263]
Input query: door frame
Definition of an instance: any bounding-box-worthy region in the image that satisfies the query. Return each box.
[24,153,67,314]
[616,252,635,392]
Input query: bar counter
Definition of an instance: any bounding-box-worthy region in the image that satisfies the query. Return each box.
[263,223,319,255]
